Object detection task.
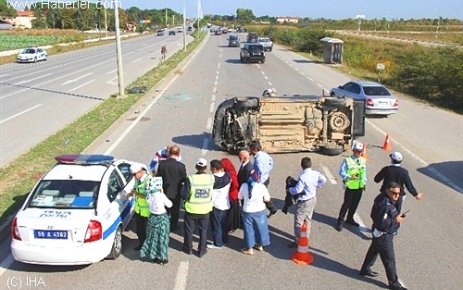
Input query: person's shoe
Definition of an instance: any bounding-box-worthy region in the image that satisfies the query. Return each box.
[241,248,254,255]
[335,220,344,232]
[253,244,264,251]
[359,269,379,277]
[183,247,192,255]
[389,284,408,290]
[346,219,360,227]
[267,210,278,218]
[159,259,168,266]
[207,244,223,250]
[134,244,142,251]
[198,250,207,258]
[287,241,298,248]
[152,257,160,263]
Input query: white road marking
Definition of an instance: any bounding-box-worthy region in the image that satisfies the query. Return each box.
[104,32,210,155]
[0,254,14,277]
[217,63,220,69]
[0,74,8,78]
[206,117,212,130]
[69,79,95,92]
[14,73,52,85]
[317,83,323,89]
[201,138,209,156]
[61,72,93,86]
[321,165,337,185]
[209,103,214,113]
[264,76,268,80]
[106,69,117,75]
[0,104,42,124]
[211,95,216,101]
[174,261,189,290]
[132,57,143,63]
[307,77,313,81]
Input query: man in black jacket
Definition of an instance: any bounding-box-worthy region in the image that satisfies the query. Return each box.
[237,150,253,188]
[359,182,408,290]
[157,145,187,231]
[374,152,423,213]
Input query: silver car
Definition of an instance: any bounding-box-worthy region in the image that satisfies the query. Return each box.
[330,81,398,116]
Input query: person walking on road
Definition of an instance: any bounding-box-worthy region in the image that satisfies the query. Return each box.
[126,163,151,251]
[220,157,241,233]
[249,140,278,218]
[238,170,271,255]
[374,152,423,213]
[336,142,367,231]
[207,160,232,249]
[287,157,327,248]
[181,158,216,258]
[157,145,186,232]
[359,182,408,290]
[140,177,172,265]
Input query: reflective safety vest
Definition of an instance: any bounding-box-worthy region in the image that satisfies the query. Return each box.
[184,174,215,215]
[134,175,151,217]
[345,156,366,189]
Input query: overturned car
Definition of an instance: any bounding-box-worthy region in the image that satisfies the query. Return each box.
[212,95,365,155]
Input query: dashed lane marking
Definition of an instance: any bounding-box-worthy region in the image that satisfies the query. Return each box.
[321,165,337,185]
[0,104,42,125]
[69,79,95,92]
[174,261,189,290]
[209,103,215,113]
[206,117,212,129]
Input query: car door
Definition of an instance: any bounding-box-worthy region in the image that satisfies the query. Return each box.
[106,168,132,230]
[115,162,136,227]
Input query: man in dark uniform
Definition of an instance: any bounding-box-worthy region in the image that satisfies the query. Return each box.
[374,151,423,213]
[359,182,408,290]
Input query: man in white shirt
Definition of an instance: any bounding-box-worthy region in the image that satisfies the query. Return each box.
[207,160,231,249]
[287,157,327,248]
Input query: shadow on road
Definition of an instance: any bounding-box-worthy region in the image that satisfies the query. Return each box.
[172,133,224,153]
[224,59,245,64]
[417,160,463,194]
[293,59,321,64]
[312,211,371,240]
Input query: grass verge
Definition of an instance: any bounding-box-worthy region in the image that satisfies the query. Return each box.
[0,32,207,226]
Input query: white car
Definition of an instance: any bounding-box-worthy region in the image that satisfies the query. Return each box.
[17,47,48,63]
[11,154,146,265]
[177,27,183,32]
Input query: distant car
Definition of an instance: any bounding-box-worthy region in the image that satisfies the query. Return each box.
[247,32,258,43]
[240,43,265,63]
[210,28,215,32]
[157,29,164,36]
[177,27,183,32]
[17,47,47,63]
[258,37,273,52]
[10,154,147,265]
[221,28,228,34]
[330,81,398,116]
[228,35,240,47]
[187,26,193,31]
[215,29,222,35]
[169,30,176,36]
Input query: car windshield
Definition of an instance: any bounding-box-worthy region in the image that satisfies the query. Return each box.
[363,86,391,96]
[248,45,263,52]
[229,36,238,40]
[28,179,99,209]
[22,48,36,54]
[259,39,270,42]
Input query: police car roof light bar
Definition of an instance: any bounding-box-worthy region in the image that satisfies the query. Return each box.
[55,154,114,165]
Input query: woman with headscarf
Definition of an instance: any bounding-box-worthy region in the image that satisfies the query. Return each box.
[140,177,172,265]
[238,170,271,255]
[220,158,241,233]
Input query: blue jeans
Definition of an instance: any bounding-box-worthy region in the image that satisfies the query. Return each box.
[211,208,229,247]
[242,210,270,249]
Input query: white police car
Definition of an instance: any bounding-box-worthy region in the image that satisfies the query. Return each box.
[11,154,146,265]
[17,47,48,63]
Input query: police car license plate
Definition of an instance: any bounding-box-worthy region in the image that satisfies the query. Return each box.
[34,230,68,239]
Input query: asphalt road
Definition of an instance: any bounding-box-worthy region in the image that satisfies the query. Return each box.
[0,32,462,290]
[0,31,194,167]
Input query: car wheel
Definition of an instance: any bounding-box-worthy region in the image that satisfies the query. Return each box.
[236,97,259,109]
[261,59,266,64]
[107,225,122,260]
[324,97,346,107]
[321,146,343,156]
[34,57,37,63]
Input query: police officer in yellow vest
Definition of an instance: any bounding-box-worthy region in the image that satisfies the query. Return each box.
[336,142,367,232]
[127,163,151,250]
[181,158,216,258]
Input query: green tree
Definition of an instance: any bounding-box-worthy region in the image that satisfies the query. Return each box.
[236,8,255,24]
[0,0,17,17]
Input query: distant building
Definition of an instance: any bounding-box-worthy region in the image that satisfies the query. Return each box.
[276,16,299,24]
[13,11,36,29]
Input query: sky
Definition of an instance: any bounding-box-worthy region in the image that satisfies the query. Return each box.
[120,0,463,20]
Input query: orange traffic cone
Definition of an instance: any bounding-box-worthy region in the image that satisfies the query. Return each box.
[291,221,314,265]
[360,143,368,162]
[382,134,392,151]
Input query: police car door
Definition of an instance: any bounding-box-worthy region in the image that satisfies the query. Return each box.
[115,161,137,229]
[105,168,132,231]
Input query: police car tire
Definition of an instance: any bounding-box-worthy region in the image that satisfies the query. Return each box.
[107,226,122,260]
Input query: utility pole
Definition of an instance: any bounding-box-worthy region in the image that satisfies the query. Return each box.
[104,7,108,37]
[172,15,175,26]
[435,17,440,42]
[165,8,168,28]
[113,0,125,98]
[183,0,186,51]
[196,0,200,39]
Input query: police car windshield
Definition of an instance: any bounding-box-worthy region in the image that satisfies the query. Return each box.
[28,180,99,209]
[22,48,36,54]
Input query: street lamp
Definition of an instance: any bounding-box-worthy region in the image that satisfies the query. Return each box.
[435,9,440,42]
[183,0,186,51]
[113,0,125,97]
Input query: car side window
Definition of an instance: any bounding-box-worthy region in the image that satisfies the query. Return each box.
[117,162,133,183]
[342,83,354,92]
[107,170,124,203]
[351,84,361,94]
